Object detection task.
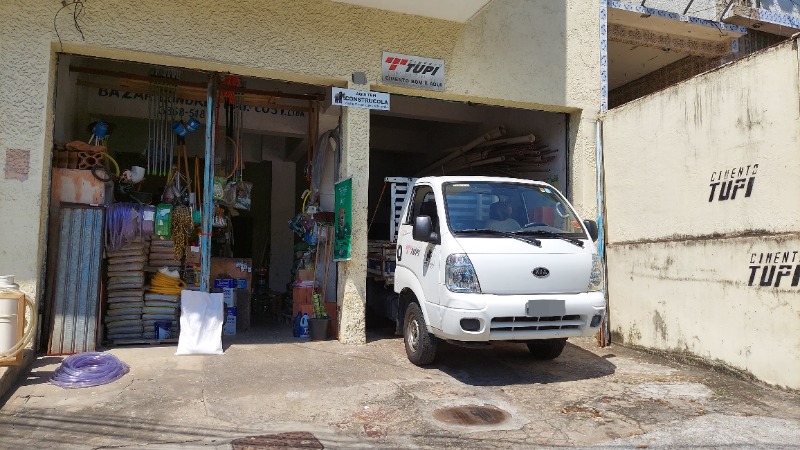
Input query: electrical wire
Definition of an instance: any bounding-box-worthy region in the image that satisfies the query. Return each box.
[53,1,87,52]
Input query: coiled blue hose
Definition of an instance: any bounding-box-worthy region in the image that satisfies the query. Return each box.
[50,352,129,389]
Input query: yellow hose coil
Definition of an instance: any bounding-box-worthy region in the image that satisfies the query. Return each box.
[148,271,186,295]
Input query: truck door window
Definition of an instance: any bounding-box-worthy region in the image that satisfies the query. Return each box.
[407,186,438,232]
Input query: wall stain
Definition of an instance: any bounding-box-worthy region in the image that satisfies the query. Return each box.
[608,230,799,247]
[653,311,667,341]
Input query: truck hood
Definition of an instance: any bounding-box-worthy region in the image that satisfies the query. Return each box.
[455,237,594,295]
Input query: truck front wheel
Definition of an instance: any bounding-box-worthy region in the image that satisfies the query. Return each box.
[404,303,437,365]
[526,338,567,360]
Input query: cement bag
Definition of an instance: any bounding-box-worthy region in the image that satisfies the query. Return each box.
[176,291,223,355]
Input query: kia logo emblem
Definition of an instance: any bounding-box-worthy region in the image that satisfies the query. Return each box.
[532,267,550,278]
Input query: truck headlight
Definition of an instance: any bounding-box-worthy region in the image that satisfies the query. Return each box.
[445,254,481,293]
[588,253,604,292]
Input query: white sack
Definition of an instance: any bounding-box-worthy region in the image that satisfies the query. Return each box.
[176,291,223,355]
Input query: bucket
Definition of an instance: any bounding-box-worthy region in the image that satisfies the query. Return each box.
[154,320,172,340]
[309,318,329,341]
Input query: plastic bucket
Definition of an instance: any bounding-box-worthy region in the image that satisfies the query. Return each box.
[154,320,172,340]
[309,318,329,341]
[0,295,20,353]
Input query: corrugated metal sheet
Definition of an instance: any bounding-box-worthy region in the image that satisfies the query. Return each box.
[47,204,104,355]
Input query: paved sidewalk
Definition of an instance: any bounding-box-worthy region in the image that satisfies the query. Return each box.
[1,324,798,449]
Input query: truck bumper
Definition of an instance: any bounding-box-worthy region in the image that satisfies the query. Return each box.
[426,291,605,342]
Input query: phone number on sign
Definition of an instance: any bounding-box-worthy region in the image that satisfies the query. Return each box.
[158,107,206,118]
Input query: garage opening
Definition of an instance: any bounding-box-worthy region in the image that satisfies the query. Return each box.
[363,94,569,330]
[43,53,330,352]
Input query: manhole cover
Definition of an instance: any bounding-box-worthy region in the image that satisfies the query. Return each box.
[432,404,511,426]
[231,432,323,450]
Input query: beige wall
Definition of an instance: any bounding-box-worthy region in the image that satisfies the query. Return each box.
[0,0,601,343]
[603,40,800,389]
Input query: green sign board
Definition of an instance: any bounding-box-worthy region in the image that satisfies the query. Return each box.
[334,177,352,261]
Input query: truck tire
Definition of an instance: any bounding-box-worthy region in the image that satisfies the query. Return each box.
[526,338,567,360]
[404,303,437,365]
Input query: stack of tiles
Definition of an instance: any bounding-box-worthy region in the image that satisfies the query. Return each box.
[142,293,180,338]
[105,240,147,340]
[149,239,181,268]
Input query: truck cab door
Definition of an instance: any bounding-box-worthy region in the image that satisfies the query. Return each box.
[397,186,443,310]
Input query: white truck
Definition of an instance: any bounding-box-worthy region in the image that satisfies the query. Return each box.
[375,176,605,365]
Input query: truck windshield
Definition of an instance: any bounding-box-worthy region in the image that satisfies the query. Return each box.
[443,181,587,238]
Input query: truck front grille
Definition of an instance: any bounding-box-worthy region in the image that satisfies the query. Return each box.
[491,315,583,332]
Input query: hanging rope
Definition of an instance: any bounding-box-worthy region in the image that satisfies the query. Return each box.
[368,181,388,234]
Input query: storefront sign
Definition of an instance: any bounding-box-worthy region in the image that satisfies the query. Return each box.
[88,87,307,136]
[381,52,445,92]
[331,88,390,110]
[334,177,353,261]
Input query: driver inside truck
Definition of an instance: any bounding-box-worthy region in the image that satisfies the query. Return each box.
[486,200,521,232]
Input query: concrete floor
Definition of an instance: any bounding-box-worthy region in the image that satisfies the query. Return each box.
[1,322,798,449]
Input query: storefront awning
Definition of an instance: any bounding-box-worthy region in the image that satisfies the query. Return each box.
[723,4,800,37]
[331,0,493,22]
[608,1,747,90]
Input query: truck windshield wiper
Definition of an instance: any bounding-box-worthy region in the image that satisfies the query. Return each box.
[514,230,584,248]
[457,229,542,247]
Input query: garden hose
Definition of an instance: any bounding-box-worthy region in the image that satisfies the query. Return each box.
[148,271,186,295]
[104,152,121,177]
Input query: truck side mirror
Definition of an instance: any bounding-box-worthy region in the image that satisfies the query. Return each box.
[413,215,438,243]
[583,219,599,241]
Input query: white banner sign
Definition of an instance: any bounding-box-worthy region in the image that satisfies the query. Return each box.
[381,51,445,92]
[331,88,390,111]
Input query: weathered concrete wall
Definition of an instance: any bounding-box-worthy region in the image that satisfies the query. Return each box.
[603,40,800,389]
[0,0,601,345]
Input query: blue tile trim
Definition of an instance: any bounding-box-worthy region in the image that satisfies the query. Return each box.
[607,0,748,34]
[600,0,609,112]
[723,7,800,29]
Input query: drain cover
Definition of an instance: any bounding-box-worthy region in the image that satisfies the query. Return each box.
[432,404,511,426]
[231,432,323,450]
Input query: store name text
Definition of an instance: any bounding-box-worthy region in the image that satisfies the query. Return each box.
[708,164,758,202]
[748,251,800,287]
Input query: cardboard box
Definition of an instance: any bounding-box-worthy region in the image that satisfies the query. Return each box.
[292,303,313,317]
[223,287,235,307]
[324,302,339,340]
[298,269,315,281]
[214,278,236,289]
[185,245,201,264]
[293,286,314,305]
[223,306,237,335]
[211,257,252,292]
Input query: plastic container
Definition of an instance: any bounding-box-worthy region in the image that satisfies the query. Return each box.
[0,276,21,355]
[0,275,19,291]
[154,320,172,340]
[299,313,310,339]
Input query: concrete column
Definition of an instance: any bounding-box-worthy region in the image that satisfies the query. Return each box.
[337,81,370,345]
[567,111,599,220]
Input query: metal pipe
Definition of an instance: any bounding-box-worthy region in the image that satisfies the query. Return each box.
[415,126,506,176]
[444,155,507,172]
[682,0,696,15]
[473,134,536,150]
[595,119,609,347]
[201,75,216,292]
[156,82,163,176]
[167,82,177,174]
